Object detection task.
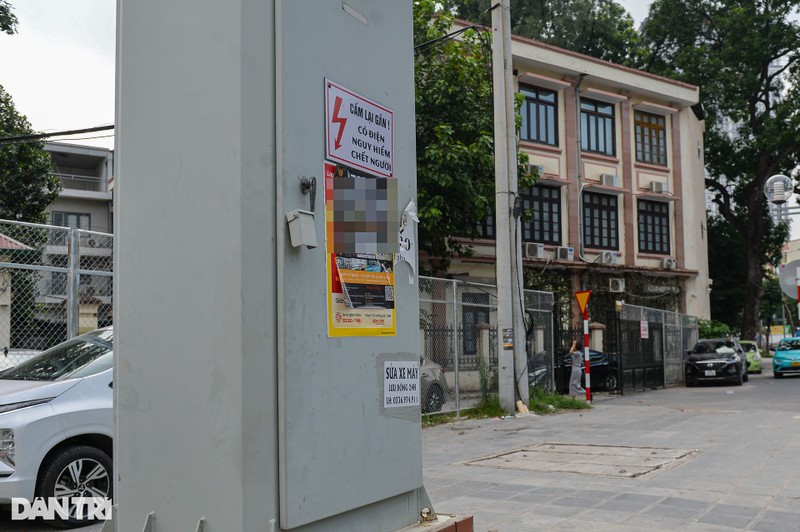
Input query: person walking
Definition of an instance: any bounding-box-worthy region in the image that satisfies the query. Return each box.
[568,340,586,397]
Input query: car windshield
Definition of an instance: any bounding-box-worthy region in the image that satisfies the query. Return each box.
[740,343,756,352]
[692,340,735,354]
[2,329,113,381]
[777,338,800,351]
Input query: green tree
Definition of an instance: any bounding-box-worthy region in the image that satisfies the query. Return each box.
[0,85,60,222]
[760,274,787,330]
[706,215,746,329]
[414,0,531,274]
[0,0,17,35]
[447,0,644,66]
[641,0,800,340]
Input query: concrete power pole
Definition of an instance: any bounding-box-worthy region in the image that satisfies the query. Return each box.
[492,0,525,412]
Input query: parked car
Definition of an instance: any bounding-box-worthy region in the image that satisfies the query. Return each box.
[685,338,748,386]
[420,356,448,413]
[0,327,113,528]
[533,349,619,393]
[772,337,800,378]
[738,340,763,374]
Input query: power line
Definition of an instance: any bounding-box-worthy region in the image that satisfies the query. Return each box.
[0,125,114,146]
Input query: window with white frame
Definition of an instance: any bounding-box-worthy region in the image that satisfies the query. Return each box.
[521,185,561,245]
[635,110,667,166]
[520,85,558,146]
[580,98,615,156]
[583,192,618,249]
[638,199,671,254]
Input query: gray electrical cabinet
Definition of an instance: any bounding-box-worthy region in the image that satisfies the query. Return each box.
[115,1,426,531]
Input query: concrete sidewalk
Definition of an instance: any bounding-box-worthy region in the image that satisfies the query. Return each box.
[422,374,800,531]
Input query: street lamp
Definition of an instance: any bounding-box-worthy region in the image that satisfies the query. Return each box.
[766,174,800,339]
[764,174,794,205]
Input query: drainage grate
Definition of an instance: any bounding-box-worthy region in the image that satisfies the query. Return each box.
[464,443,697,478]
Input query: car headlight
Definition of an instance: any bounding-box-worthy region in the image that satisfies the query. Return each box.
[0,429,13,468]
[0,398,53,415]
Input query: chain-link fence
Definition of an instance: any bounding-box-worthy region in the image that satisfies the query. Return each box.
[419,276,554,416]
[0,219,113,369]
[617,303,698,391]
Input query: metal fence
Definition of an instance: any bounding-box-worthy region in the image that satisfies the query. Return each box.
[419,276,555,416]
[616,303,698,392]
[0,219,113,368]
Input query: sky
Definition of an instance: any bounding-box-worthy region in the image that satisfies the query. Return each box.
[0,0,116,149]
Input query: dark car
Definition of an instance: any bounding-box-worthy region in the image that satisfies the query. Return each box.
[420,356,448,413]
[685,338,748,386]
[528,349,619,392]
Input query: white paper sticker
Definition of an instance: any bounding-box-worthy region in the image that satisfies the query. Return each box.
[383,361,420,408]
[395,199,418,284]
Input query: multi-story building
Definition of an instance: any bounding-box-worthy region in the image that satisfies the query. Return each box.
[42,142,114,333]
[446,27,711,323]
[45,142,114,234]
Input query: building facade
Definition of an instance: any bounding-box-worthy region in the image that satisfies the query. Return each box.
[447,28,711,323]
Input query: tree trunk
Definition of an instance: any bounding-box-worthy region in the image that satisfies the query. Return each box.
[741,190,767,341]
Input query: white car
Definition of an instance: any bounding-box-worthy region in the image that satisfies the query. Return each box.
[0,327,113,528]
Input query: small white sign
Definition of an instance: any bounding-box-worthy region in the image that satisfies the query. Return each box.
[326,79,394,178]
[384,361,419,408]
[640,320,649,339]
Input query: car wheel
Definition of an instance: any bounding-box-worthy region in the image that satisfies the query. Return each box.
[743,371,749,383]
[604,373,618,391]
[774,371,783,379]
[734,367,744,386]
[422,385,444,414]
[37,445,112,528]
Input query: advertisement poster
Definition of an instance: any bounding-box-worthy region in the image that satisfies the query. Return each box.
[324,161,397,337]
[327,252,396,336]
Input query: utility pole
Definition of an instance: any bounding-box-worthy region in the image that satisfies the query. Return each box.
[492,0,524,412]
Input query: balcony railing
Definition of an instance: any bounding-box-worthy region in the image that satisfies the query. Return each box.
[54,173,106,193]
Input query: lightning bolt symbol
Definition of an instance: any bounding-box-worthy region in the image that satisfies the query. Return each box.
[332,96,347,150]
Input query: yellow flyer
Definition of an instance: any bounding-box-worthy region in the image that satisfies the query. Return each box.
[327,252,396,337]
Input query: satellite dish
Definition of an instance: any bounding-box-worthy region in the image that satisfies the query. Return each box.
[778,260,800,299]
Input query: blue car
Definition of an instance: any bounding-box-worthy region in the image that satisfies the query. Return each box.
[773,337,800,378]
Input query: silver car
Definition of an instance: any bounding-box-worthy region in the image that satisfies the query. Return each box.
[0,327,113,528]
[420,356,448,413]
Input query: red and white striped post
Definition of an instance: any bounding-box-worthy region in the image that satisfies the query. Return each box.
[583,307,591,402]
[575,290,592,402]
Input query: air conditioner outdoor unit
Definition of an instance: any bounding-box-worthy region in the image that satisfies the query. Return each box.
[600,173,621,188]
[523,242,547,259]
[649,181,668,193]
[524,163,545,177]
[556,246,574,261]
[609,278,625,293]
[662,257,678,269]
[599,250,618,264]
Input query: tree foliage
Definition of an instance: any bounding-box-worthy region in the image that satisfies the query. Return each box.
[0,85,60,223]
[447,0,644,66]
[641,0,800,339]
[0,0,17,35]
[414,0,531,274]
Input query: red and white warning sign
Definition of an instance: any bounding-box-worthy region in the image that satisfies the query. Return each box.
[325,79,394,178]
